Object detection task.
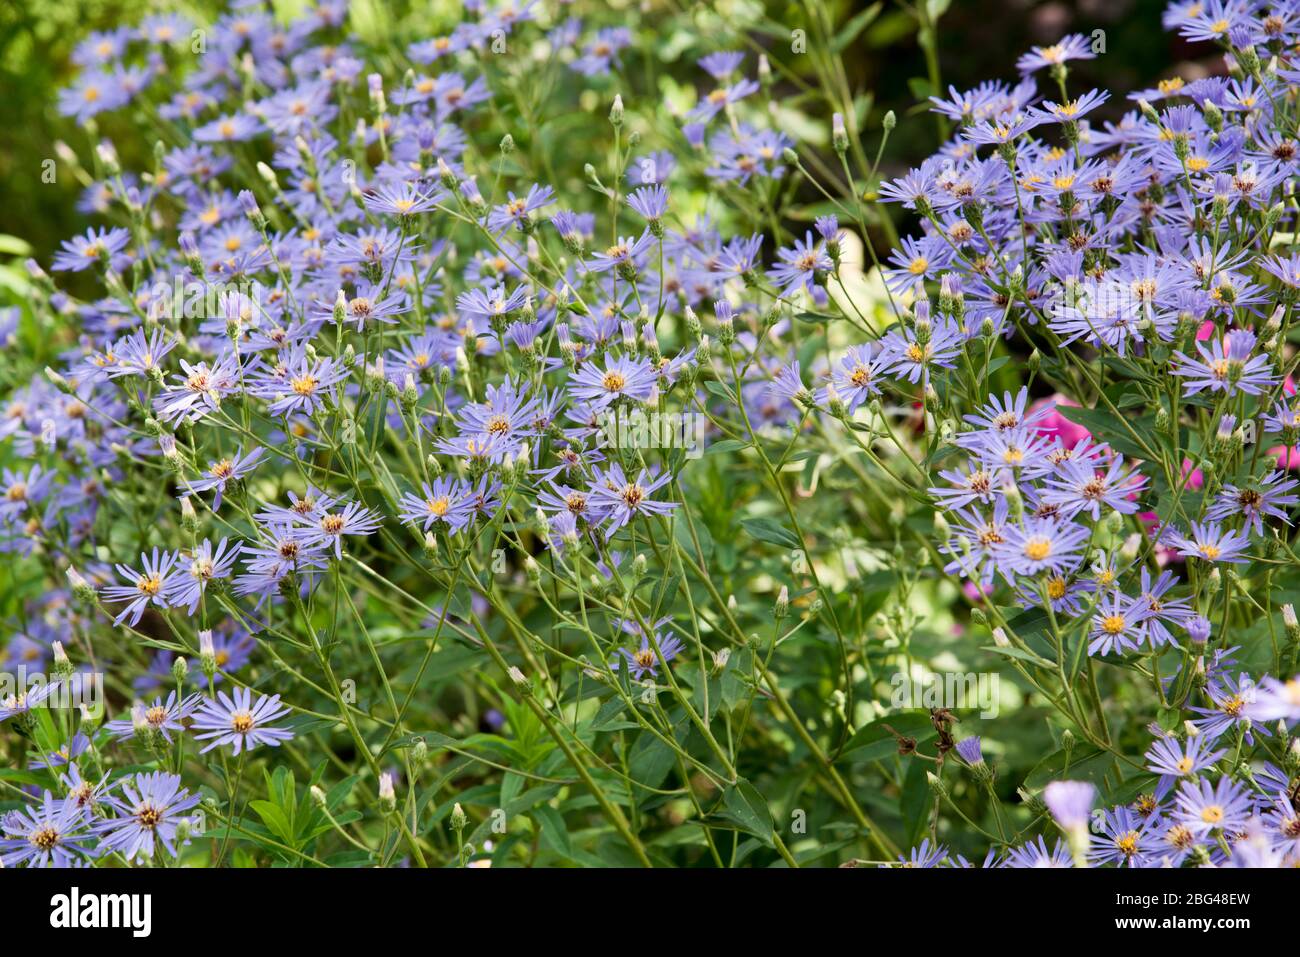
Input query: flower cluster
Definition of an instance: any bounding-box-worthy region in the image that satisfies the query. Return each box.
[3,0,1300,870]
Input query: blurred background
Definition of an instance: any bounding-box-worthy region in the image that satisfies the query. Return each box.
[0,0,1198,298]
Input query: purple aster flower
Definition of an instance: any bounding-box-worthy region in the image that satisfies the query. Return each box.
[249,350,350,417]
[962,388,1052,435]
[1089,805,1163,867]
[193,112,262,143]
[1172,329,1278,397]
[50,227,131,272]
[102,548,181,627]
[929,463,1003,510]
[1162,521,1252,564]
[613,617,684,679]
[396,476,474,533]
[569,355,657,409]
[182,447,265,511]
[58,72,131,122]
[364,181,441,218]
[111,328,177,379]
[877,312,963,384]
[1174,776,1252,838]
[1190,673,1268,741]
[153,353,245,425]
[1132,568,1193,647]
[1088,591,1153,656]
[689,77,761,123]
[1016,33,1097,75]
[587,232,655,274]
[1206,470,1299,535]
[167,538,241,615]
[993,516,1090,580]
[300,500,383,557]
[1039,456,1147,521]
[571,27,632,76]
[890,838,949,868]
[767,231,832,296]
[95,771,201,863]
[1043,780,1095,830]
[1005,836,1072,868]
[627,186,669,230]
[589,463,678,538]
[1145,733,1226,779]
[192,686,295,755]
[1028,88,1110,124]
[486,184,555,233]
[105,692,201,744]
[0,792,97,867]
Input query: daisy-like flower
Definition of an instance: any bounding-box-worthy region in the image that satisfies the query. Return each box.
[767,231,831,296]
[111,328,177,379]
[1206,470,1299,535]
[364,181,441,218]
[588,463,678,538]
[1132,567,1193,647]
[50,226,131,272]
[1172,329,1278,397]
[301,500,383,557]
[0,791,97,867]
[249,350,350,417]
[102,547,181,627]
[929,463,1003,510]
[153,353,244,425]
[1162,521,1252,564]
[1039,456,1147,521]
[820,344,884,413]
[889,838,949,868]
[182,447,265,511]
[167,538,241,615]
[993,515,1090,579]
[1174,776,1253,838]
[1088,592,1152,656]
[962,387,1051,435]
[105,692,201,743]
[95,771,201,863]
[1088,805,1163,867]
[877,313,963,384]
[1015,33,1097,75]
[191,687,295,755]
[1028,88,1110,125]
[586,231,655,274]
[396,476,474,533]
[627,185,668,228]
[1004,836,1072,868]
[486,184,555,233]
[1190,673,1266,741]
[568,355,656,409]
[613,617,684,679]
[1145,733,1226,779]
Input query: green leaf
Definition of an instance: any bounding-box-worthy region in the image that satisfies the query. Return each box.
[720,778,775,847]
[830,3,883,52]
[741,516,802,550]
[840,712,936,762]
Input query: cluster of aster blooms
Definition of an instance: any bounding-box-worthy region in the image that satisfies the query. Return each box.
[0,0,818,868]
[5,0,1300,870]
[860,0,1300,867]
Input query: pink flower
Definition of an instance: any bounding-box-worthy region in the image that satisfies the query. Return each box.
[1270,445,1300,470]
[1031,394,1090,447]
